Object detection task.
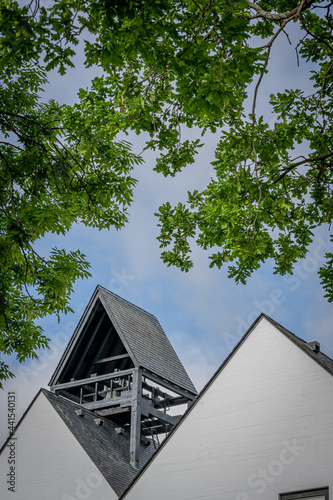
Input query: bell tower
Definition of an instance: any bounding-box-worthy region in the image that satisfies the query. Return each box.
[49,286,197,468]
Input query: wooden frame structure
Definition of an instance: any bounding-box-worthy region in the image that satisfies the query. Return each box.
[49,286,197,468]
[51,367,196,467]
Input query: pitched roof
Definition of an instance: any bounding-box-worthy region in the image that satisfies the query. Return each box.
[118,312,333,498]
[41,390,156,497]
[98,286,197,393]
[200,313,333,388]
[49,286,197,395]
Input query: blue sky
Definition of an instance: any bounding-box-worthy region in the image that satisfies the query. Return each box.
[1,15,333,446]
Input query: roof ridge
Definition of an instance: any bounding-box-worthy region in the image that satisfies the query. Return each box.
[97,285,159,320]
[260,313,308,344]
[260,313,333,365]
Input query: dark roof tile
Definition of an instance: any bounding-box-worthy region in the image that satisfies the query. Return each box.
[98,286,197,394]
[42,389,155,497]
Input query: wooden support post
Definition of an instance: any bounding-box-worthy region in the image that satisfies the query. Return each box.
[130,368,142,469]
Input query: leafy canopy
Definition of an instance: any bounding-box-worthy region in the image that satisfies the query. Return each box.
[0,1,142,385]
[1,0,333,383]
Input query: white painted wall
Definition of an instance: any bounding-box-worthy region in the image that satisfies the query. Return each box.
[123,317,333,500]
[0,391,117,500]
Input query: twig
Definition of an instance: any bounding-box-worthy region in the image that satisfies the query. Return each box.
[273,149,333,183]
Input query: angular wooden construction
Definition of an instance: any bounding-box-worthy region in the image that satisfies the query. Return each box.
[49,285,197,468]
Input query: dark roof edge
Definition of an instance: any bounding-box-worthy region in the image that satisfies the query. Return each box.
[49,285,163,386]
[0,388,44,455]
[119,312,333,499]
[48,285,101,386]
[261,313,333,378]
[97,287,140,368]
[98,285,160,321]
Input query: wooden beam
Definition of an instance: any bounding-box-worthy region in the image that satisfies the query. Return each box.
[82,396,132,410]
[96,407,130,417]
[140,402,181,426]
[142,381,191,407]
[71,310,107,379]
[141,422,170,436]
[130,368,142,469]
[51,368,134,391]
[93,353,130,364]
[165,396,190,407]
[88,320,116,368]
[142,370,197,399]
[56,390,81,404]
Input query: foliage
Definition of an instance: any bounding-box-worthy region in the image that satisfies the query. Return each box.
[1,0,333,382]
[0,4,141,385]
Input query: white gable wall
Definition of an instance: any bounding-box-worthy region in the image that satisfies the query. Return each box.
[123,317,333,500]
[0,391,117,500]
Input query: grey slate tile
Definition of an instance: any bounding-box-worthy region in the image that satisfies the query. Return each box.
[42,389,155,497]
[98,286,197,394]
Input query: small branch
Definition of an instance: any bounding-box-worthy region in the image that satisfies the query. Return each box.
[315,58,333,119]
[251,16,292,121]
[0,110,61,131]
[250,141,261,240]
[251,45,271,122]
[273,149,333,183]
[299,14,333,53]
[282,28,292,45]
[0,141,24,152]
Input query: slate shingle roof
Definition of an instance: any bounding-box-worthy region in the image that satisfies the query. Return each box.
[98,286,197,394]
[42,390,155,497]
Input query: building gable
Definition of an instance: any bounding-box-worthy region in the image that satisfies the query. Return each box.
[121,315,333,500]
[0,391,117,500]
[0,389,156,499]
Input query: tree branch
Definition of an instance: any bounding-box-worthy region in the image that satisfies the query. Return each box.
[252,16,293,121]
[273,149,333,183]
[246,0,314,20]
[299,13,333,53]
[0,110,61,130]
